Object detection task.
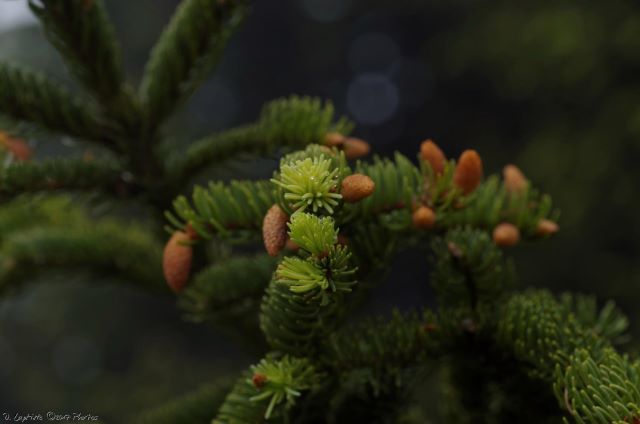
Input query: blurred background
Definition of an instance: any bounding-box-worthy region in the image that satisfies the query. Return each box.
[1,0,640,421]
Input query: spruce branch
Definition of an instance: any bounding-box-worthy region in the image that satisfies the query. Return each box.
[496,290,599,380]
[0,63,112,143]
[28,0,139,128]
[322,309,439,393]
[140,0,247,128]
[558,293,630,346]
[0,219,162,295]
[430,227,514,311]
[166,180,276,242]
[0,195,85,237]
[214,357,321,423]
[173,96,354,180]
[495,290,640,422]
[554,348,640,423]
[0,157,123,199]
[179,254,277,324]
[134,379,234,424]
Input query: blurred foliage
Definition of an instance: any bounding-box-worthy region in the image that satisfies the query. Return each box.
[1,0,639,422]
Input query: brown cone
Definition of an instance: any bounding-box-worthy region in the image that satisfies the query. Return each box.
[412,206,436,229]
[324,132,346,147]
[492,223,520,247]
[285,238,300,251]
[503,164,528,193]
[252,373,268,389]
[341,174,375,203]
[453,150,483,195]
[536,219,559,236]
[420,139,446,175]
[163,231,194,293]
[343,137,371,160]
[263,204,289,256]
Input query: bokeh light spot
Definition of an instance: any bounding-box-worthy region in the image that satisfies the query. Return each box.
[347,73,399,125]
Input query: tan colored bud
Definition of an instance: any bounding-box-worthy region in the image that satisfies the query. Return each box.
[492,223,520,247]
[163,231,193,293]
[343,137,371,160]
[536,219,559,236]
[324,132,346,147]
[252,372,268,389]
[412,206,436,229]
[503,164,528,193]
[420,139,446,175]
[185,223,199,240]
[285,238,300,251]
[454,150,483,195]
[262,204,289,256]
[341,174,375,203]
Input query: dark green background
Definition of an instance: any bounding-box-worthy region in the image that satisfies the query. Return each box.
[0,0,639,421]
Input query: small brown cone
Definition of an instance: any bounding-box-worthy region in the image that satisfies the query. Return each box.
[324,132,346,147]
[285,238,300,251]
[252,373,268,389]
[503,164,528,193]
[341,174,375,203]
[492,223,520,247]
[263,204,289,256]
[420,139,446,175]
[163,231,194,293]
[343,137,371,160]
[453,150,483,195]
[536,219,559,236]
[412,206,436,229]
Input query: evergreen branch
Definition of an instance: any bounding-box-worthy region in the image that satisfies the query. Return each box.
[140,0,247,128]
[439,175,559,237]
[496,290,602,380]
[553,349,640,423]
[0,63,112,143]
[214,357,321,423]
[0,220,163,295]
[169,144,559,247]
[430,227,514,311]
[260,214,357,356]
[166,180,276,242]
[28,0,139,127]
[496,290,640,422]
[322,309,439,393]
[342,153,423,229]
[179,254,277,324]
[259,280,338,357]
[0,195,86,238]
[0,157,123,199]
[173,96,354,179]
[558,293,630,346]
[134,379,234,424]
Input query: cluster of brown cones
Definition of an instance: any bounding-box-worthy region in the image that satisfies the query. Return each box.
[0,131,32,162]
[162,137,560,292]
[416,138,559,247]
[413,139,484,230]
